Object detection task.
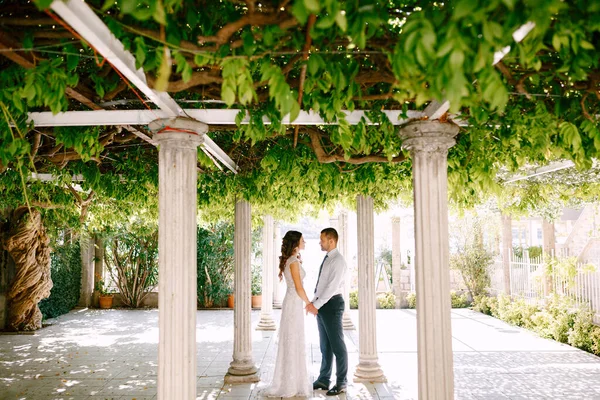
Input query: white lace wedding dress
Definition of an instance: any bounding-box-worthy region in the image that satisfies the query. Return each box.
[264,255,312,397]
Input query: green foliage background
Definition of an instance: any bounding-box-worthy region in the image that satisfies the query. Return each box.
[39,241,81,320]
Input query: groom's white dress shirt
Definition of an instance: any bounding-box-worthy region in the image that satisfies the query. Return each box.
[312,248,346,309]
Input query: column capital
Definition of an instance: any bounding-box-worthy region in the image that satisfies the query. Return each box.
[398,120,459,153]
[391,216,401,224]
[150,118,207,149]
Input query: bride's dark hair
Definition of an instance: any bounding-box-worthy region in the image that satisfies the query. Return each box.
[278,230,302,280]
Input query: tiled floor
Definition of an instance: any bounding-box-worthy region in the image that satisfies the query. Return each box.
[2,308,600,399]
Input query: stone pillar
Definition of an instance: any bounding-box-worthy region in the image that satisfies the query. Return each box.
[257,215,276,330]
[354,195,386,382]
[399,120,458,400]
[337,211,355,330]
[93,235,104,307]
[542,219,556,296]
[391,216,404,308]
[226,200,259,382]
[78,235,95,308]
[154,129,203,400]
[501,214,512,295]
[272,222,283,309]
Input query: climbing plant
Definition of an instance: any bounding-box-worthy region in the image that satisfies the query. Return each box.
[0,0,598,222]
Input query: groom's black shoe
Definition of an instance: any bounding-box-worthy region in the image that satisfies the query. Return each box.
[326,385,347,396]
[313,380,329,390]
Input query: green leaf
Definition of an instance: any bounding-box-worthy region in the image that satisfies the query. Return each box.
[153,0,167,25]
[303,0,320,14]
[450,49,465,69]
[335,11,347,32]
[552,34,562,51]
[101,0,115,11]
[291,1,309,24]
[453,0,477,20]
[154,47,172,92]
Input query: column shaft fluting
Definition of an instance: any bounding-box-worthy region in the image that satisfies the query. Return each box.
[156,131,202,400]
[354,195,385,382]
[226,200,259,382]
[257,215,276,330]
[337,212,355,330]
[400,120,458,400]
[272,222,283,308]
[391,217,402,308]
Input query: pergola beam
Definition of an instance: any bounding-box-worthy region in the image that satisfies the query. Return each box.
[50,0,183,116]
[49,0,237,172]
[28,109,430,127]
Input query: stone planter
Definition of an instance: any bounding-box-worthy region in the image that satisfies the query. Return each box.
[227,294,234,309]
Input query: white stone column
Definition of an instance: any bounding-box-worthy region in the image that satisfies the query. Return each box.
[154,130,203,400]
[542,219,556,296]
[391,216,404,308]
[399,120,458,400]
[257,215,276,330]
[337,211,355,330]
[226,200,259,382]
[501,214,512,295]
[354,195,386,382]
[78,234,94,307]
[272,222,283,309]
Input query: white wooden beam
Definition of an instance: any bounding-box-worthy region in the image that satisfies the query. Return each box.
[50,0,183,117]
[28,109,428,127]
[503,160,575,183]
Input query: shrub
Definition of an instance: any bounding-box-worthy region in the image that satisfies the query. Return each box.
[105,226,158,308]
[528,246,543,259]
[450,231,492,299]
[472,295,493,315]
[450,291,470,308]
[406,292,416,309]
[377,292,396,309]
[349,290,358,309]
[197,223,234,308]
[251,264,262,295]
[39,241,81,320]
[567,309,594,351]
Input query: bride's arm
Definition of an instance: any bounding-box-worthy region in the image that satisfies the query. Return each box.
[289,261,310,305]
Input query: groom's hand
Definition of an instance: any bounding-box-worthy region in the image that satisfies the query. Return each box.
[305,303,318,316]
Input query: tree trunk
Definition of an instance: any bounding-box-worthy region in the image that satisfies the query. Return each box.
[4,207,53,331]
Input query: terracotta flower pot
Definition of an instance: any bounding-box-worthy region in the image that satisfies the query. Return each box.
[227,294,234,309]
[99,295,114,309]
[251,295,262,309]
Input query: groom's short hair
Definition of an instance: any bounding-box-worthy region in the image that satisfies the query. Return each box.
[321,227,338,242]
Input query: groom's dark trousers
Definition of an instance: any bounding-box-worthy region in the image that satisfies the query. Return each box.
[316,294,348,387]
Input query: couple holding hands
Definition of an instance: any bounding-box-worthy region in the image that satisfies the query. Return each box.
[265,228,348,397]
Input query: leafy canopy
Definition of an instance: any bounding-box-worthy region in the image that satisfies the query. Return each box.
[0,0,599,227]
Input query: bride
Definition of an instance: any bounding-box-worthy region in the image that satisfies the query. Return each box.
[264,230,312,397]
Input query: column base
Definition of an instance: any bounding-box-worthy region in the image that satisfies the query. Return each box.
[272,301,282,309]
[354,360,387,383]
[225,362,260,383]
[256,314,277,330]
[342,312,356,330]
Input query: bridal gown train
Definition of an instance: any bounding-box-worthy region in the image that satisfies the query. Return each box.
[264,255,312,397]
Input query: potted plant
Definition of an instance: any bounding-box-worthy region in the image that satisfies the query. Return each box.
[95,273,114,309]
[251,266,262,309]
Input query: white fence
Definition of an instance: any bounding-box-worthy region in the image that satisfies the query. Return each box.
[490,250,600,317]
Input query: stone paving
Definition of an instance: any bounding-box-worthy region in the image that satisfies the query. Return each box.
[1,308,600,400]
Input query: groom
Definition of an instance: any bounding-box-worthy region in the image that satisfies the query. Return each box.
[305,227,348,396]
